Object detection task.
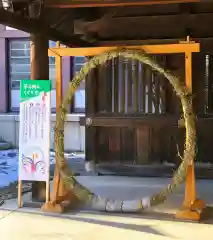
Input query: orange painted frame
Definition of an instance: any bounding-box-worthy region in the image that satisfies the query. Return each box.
[48,41,205,220]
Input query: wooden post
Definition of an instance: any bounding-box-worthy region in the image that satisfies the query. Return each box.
[18,180,22,207]
[175,37,205,221]
[42,42,79,213]
[30,33,49,203]
[51,41,64,204]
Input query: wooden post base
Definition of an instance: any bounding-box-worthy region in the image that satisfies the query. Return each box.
[175,199,206,221]
[41,190,81,213]
[41,201,70,213]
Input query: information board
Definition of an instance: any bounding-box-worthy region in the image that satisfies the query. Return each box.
[19,80,51,181]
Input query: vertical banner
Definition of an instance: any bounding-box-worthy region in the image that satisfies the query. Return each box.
[19,80,51,182]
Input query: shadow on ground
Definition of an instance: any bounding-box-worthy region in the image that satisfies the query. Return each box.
[0,208,175,238]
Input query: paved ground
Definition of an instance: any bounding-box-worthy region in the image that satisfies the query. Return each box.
[1,176,213,239]
[1,209,213,240]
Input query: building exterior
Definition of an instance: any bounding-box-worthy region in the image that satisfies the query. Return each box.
[0,25,85,151]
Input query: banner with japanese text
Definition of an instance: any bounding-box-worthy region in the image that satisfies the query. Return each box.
[19,80,51,181]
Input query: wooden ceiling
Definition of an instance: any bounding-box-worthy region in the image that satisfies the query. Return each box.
[1,1,213,51]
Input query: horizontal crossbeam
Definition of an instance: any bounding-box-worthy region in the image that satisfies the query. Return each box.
[48,43,200,57]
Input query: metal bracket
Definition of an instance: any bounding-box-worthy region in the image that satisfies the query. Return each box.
[178,118,185,128]
[86,117,92,126]
[179,35,195,44]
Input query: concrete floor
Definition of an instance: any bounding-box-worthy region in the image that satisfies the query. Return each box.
[1,176,213,239]
[1,209,213,240]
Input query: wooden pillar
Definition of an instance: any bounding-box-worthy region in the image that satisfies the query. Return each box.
[41,42,79,213]
[176,40,205,221]
[30,34,49,202]
[49,41,64,204]
[30,34,49,80]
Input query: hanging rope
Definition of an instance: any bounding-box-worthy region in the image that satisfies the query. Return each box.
[54,48,196,212]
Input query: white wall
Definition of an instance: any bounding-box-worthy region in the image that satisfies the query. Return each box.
[0,114,85,152]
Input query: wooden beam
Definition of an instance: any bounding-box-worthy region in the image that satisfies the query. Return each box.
[88,38,213,54]
[79,13,213,41]
[48,43,200,57]
[0,8,88,47]
[97,39,183,46]
[81,115,179,127]
[45,0,200,8]
[81,116,213,125]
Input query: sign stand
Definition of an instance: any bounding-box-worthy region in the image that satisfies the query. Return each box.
[18,181,22,207]
[18,80,51,208]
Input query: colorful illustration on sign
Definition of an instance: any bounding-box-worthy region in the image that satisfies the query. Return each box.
[21,148,45,175]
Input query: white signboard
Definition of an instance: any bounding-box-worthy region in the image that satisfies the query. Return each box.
[19,80,51,181]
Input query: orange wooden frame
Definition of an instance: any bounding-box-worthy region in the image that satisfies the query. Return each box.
[48,43,200,57]
[45,39,205,220]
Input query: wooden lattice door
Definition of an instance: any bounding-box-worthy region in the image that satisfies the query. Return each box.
[85,55,169,165]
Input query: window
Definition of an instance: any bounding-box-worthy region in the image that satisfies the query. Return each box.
[73,56,86,112]
[9,40,30,90]
[9,39,56,110]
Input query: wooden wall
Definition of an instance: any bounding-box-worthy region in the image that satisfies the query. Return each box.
[84,53,213,165]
